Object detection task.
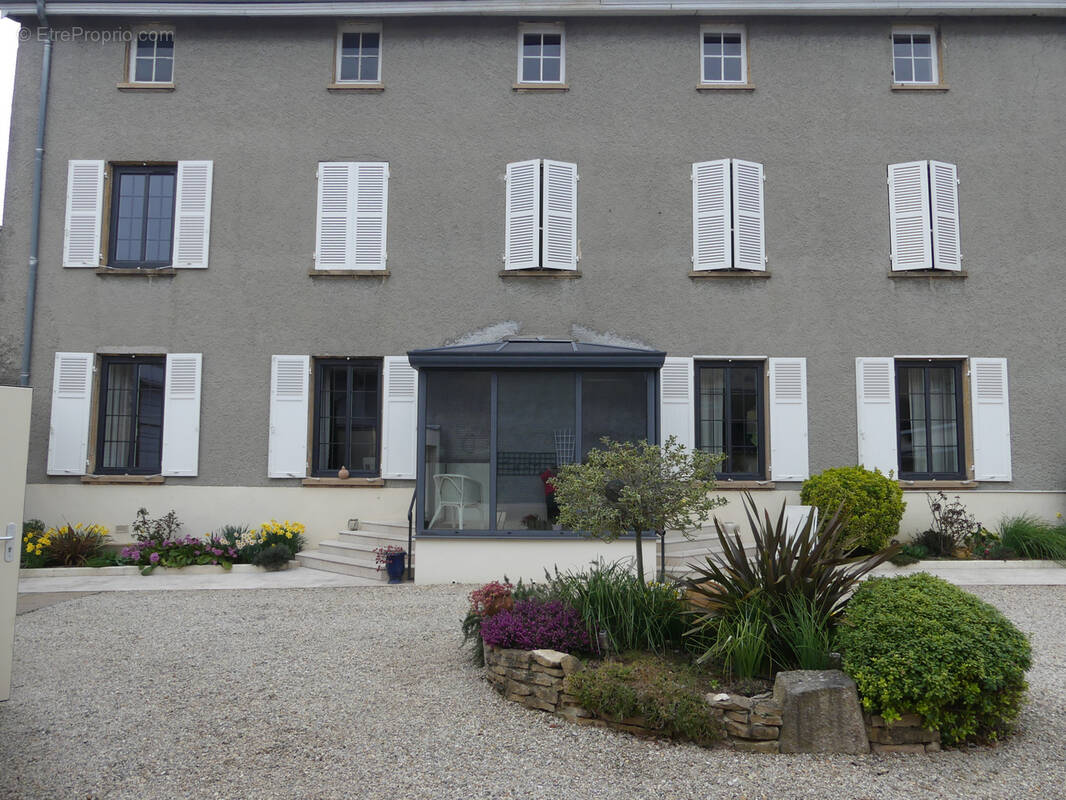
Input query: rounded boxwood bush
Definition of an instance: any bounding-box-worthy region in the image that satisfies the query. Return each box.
[800,465,904,552]
[838,573,1031,744]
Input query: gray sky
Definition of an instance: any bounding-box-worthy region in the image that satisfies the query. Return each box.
[0,17,18,224]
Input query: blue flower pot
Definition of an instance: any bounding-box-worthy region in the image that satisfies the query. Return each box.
[385,551,406,583]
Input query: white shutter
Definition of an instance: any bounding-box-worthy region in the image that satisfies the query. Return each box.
[353,162,388,270]
[888,161,932,271]
[541,159,578,270]
[970,358,1012,481]
[160,353,202,476]
[315,163,353,270]
[505,159,540,270]
[172,161,213,268]
[659,357,694,450]
[381,356,418,479]
[731,159,766,271]
[268,355,310,478]
[691,159,732,271]
[929,160,962,271]
[62,160,104,268]
[855,357,899,475]
[769,358,808,481]
[47,352,93,475]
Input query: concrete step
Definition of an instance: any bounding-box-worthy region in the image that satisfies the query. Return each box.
[295,550,388,581]
[357,520,410,536]
[320,537,416,566]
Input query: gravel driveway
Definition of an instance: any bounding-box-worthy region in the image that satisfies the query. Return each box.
[1,584,1064,800]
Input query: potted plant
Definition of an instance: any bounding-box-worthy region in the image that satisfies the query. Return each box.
[374,544,406,583]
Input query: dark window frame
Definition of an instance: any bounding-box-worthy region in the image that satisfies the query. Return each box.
[107,164,177,268]
[895,360,966,481]
[95,354,166,475]
[312,358,383,478]
[694,360,766,480]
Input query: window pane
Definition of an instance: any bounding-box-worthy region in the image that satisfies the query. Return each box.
[135,33,155,56]
[723,34,742,56]
[894,58,913,82]
[703,58,722,82]
[522,57,540,82]
[496,372,576,531]
[134,58,154,82]
[912,35,932,57]
[361,32,380,56]
[360,56,379,81]
[133,364,165,470]
[898,368,926,474]
[698,368,724,454]
[155,33,174,53]
[704,34,722,56]
[339,57,359,81]
[425,371,491,530]
[541,58,561,82]
[581,372,648,460]
[102,364,135,468]
[341,32,360,57]
[893,37,912,57]
[542,35,561,57]
[523,34,542,58]
[723,57,743,82]
[350,425,378,473]
[115,174,147,263]
[913,58,933,83]
[317,366,349,471]
[154,58,173,83]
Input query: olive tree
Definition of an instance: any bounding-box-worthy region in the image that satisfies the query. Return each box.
[550,437,727,583]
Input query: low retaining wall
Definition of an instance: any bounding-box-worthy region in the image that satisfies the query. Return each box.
[484,645,941,754]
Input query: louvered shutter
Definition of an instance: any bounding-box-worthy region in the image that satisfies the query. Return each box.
[160,354,202,476]
[855,357,899,474]
[62,160,104,268]
[541,160,578,270]
[929,160,962,271]
[381,356,418,479]
[691,160,732,271]
[769,358,808,481]
[172,161,213,268]
[731,159,766,271]
[268,355,309,478]
[888,161,932,271]
[659,357,694,450]
[970,358,1012,481]
[47,352,93,475]
[353,162,388,270]
[505,159,540,270]
[315,163,353,270]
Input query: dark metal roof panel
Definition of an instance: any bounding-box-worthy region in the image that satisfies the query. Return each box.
[408,338,666,368]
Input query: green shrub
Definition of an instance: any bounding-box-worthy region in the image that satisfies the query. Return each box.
[998,514,1066,560]
[567,653,721,745]
[46,523,109,566]
[838,573,1031,744]
[801,466,905,553]
[252,544,292,571]
[776,594,831,670]
[510,561,689,655]
[708,598,768,679]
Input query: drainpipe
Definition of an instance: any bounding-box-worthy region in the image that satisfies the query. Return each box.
[18,0,53,387]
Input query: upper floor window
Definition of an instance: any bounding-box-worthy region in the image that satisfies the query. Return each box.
[892,26,939,85]
[887,160,961,272]
[691,159,766,272]
[129,27,174,85]
[109,165,176,268]
[700,25,747,85]
[518,23,565,85]
[504,159,577,271]
[335,24,382,84]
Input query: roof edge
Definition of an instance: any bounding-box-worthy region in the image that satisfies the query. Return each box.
[5,1,1066,18]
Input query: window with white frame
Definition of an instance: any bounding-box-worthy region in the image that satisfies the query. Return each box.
[691,159,766,271]
[504,159,577,271]
[856,357,1012,482]
[128,27,174,85]
[887,160,961,271]
[892,26,939,85]
[518,24,565,84]
[313,162,389,271]
[700,25,747,84]
[335,24,382,84]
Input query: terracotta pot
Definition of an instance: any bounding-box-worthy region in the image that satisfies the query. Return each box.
[338,466,350,479]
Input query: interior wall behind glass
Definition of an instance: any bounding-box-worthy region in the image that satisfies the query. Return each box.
[581,371,648,459]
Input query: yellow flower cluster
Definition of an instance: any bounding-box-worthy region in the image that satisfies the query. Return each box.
[258,519,306,541]
[22,530,52,557]
[44,522,110,539]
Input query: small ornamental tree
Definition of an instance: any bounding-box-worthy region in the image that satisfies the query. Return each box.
[551,437,726,583]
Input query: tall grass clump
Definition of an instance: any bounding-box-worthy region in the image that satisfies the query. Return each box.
[998,514,1066,560]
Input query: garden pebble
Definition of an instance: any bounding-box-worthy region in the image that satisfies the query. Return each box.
[1,584,1064,799]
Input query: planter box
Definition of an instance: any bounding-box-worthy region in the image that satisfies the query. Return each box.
[20,562,299,578]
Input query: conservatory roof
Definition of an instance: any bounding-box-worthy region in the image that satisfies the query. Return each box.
[407,337,666,369]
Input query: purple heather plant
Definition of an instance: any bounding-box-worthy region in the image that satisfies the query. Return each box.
[479,599,590,653]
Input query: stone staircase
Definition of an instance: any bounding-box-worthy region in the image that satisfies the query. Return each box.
[296,521,413,581]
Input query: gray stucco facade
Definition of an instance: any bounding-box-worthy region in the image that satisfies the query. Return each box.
[0,8,1063,537]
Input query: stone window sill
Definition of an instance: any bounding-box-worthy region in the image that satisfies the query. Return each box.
[888,270,967,279]
[696,83,755,92]
[117,82,175,92]
[327,83,385,92]
[301,477,386,487]
[309,270,390,278]
[499,269,581,279]
[689,270,770,279]
[891,83,949,92]
[715,480,776,490]
[899,480,977,490]
[95,267,177,277]
[81,474,165,485]
[513,83,569,92]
